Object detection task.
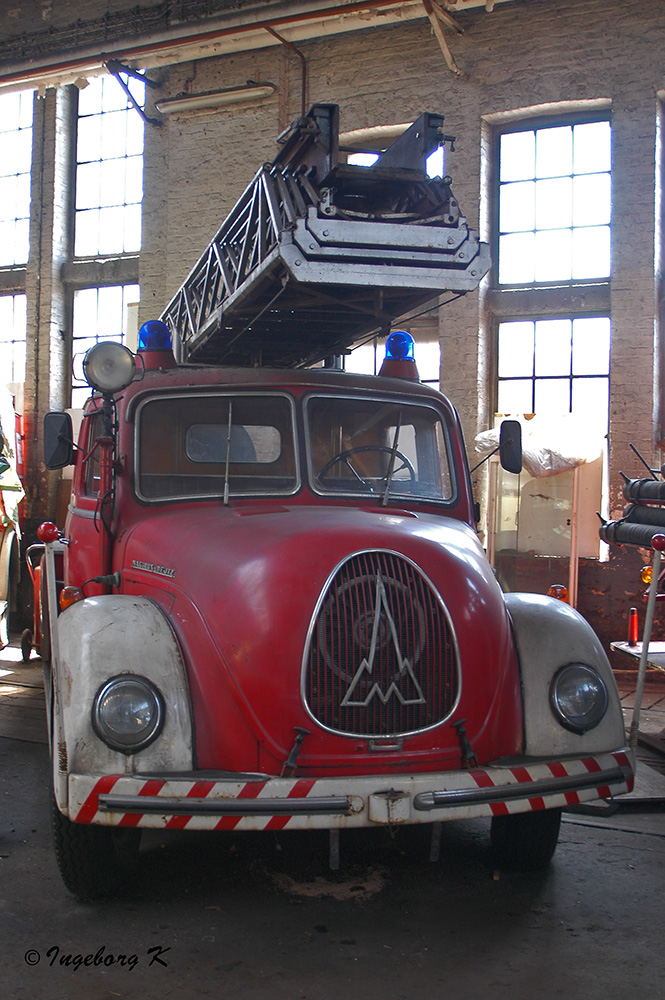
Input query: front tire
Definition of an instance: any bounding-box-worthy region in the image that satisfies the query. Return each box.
[490,808,562,871]
[50,789,141,901]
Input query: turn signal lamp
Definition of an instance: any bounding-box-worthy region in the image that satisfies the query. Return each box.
[379,331,420,380]
[547,583,569,603]
[83,341,136,394]
[137,319,176,369]
[641,565,653,585]
[59,586,83,611]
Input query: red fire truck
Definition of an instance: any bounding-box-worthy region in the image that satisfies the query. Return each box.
[36,106,633,900]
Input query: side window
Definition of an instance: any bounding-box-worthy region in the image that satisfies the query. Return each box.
[82,412,102,497]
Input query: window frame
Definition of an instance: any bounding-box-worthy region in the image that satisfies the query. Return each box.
[133,391,301,504]
[491,110,612,291]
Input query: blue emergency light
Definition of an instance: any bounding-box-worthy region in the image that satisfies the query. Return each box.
[379,331,420,380]
[138,319,172,351]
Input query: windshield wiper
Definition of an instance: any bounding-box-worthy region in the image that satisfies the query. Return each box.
[381,411,403,507]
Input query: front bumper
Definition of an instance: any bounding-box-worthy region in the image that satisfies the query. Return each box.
[66,749,634,830]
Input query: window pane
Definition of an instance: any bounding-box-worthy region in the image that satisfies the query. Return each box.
[571,376,609,431]
[124,203,142,253]
[500,131,535,182]
[76,161,101,210]
[101,111,130,159]
[573,173,611,226]
[498,321,534,377]
[535,176,572,229]
[74,209,99,257]
[98,206,126,255]
[124,156,144,204]
[499,232,535,284]
[535,319,571,376]
[72,287,98,337]
[426,147,444,178]
[101,75,128,113]
[498,378,533,414]
[77,114,103,162]
[500,180,535,232]
[574,121,611,174]
[535,125,572,179]
[414,341,441,383]
[534,228,572,281]
[572,225,610,279]
[534,377,570,413]
[572,317,611,375]
[346,342,378,374]
[0,176,17,219]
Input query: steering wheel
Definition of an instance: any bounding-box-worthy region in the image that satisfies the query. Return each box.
[318,445,416,492]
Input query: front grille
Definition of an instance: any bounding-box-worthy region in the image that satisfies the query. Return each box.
[303,550,459,737]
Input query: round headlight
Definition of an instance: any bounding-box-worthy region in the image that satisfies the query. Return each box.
[93,675,164,753]
[550,663,608,734]
[83,341,136,394]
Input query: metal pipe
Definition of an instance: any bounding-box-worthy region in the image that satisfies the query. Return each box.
[264,26,307,118]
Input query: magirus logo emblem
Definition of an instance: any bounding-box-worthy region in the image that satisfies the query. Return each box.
[341,573,426,708]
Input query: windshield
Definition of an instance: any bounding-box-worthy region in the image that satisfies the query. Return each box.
[305,395,455,502]
[135,393,298,501]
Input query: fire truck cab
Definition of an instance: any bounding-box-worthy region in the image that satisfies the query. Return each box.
[36,326,633,901]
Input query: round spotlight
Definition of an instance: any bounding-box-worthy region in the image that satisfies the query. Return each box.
[83,341,136,394]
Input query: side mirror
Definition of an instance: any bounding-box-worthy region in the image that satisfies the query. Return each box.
[499,419,522,474]
[44,411,74,470]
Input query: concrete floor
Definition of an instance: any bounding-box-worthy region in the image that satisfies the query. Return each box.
[1,636,664,1000]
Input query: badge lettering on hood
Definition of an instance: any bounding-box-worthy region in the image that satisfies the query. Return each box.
[341,574,426,708]
[131,559,176,579]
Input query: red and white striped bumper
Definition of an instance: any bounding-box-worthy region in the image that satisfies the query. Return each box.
[68,749,634,830]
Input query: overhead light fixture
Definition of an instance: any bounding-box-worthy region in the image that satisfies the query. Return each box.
[155,82,276,115]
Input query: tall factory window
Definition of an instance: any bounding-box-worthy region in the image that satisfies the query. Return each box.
[487,112,614,585]
[497,118,611,285]
[0,294,28,384]
[0,90,33,267]
[74,73,145,257]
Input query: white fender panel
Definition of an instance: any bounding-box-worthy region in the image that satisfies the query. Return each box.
[505,593,625,756]
[54,595,193,783]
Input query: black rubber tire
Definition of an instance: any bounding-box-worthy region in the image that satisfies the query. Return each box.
[20,628,32,661]
[490,808,562,872]
[50,788,141,901]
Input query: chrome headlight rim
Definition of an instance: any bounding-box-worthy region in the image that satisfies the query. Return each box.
[550,662,609,735]
[92,674,164,754]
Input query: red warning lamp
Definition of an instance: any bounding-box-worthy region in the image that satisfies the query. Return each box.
[547,584,569,603]
[628,607,639,646]
[37,522,60,544]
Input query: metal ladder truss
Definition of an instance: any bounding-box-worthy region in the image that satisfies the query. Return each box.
[161,104,490,368]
